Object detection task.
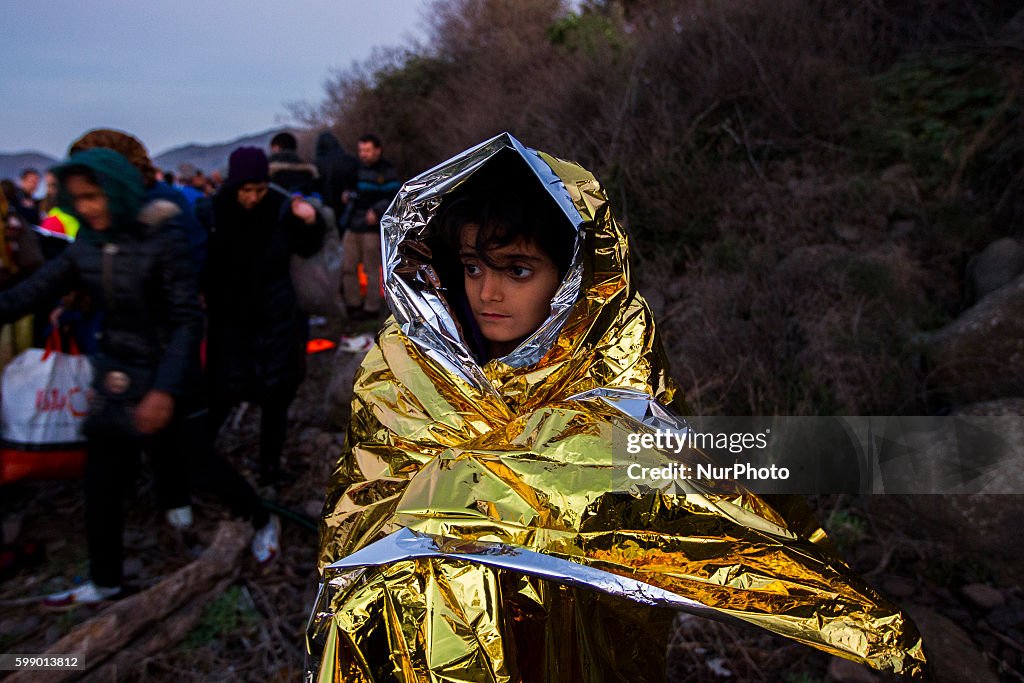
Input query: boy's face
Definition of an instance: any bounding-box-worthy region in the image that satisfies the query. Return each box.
[460,224,561,358]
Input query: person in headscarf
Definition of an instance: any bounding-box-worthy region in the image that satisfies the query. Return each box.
[203,146,325,484]
[0,149,201,605]
[68,128,207,279]
[308,134,925,681]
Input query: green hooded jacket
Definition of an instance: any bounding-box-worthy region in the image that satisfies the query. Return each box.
[54,148,145,244]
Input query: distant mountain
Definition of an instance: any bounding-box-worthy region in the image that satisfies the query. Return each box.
[0,152,60,183]
[0,127,293,186]
[153,127,290,176]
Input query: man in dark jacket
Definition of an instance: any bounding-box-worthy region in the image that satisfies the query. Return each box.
[340,133,401,320]
[204,147,324,484]
[268,132,319,196]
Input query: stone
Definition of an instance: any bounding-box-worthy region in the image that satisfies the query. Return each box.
[967,238,1024,302]
[303,499,325,519]
[123,557,145,577]
[880,164,914,185]
[961,583,1005,610]
[326,349,365,429]
[20,614,42,634]
[890,219,916,238]
[833,223,862,243]
[907,606,999,683]
[854,543,883,569]
[2,514,22,543]
[881,576,916,599]
[925,273,1024,403]
[827,657,880,683]
[986,604,1024,631]
[644,288,667,319]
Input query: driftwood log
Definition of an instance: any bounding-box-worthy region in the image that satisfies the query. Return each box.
[8,520,251,683]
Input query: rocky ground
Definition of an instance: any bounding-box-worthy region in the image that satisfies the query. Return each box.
[0,315,354,681]
[1,314,1022,681]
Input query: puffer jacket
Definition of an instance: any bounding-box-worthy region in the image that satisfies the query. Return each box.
[0,214,202,396]
[0,150,202,398]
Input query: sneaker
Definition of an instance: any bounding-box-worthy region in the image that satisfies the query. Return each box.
[339,333,373,353]
[43,581,121,609]
[165,505,194,530]
[251,516,281,566]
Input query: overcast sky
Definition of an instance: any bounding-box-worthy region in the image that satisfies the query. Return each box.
[0,0,427,158]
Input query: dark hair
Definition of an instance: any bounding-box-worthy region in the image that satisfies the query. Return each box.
[427,154,574,361]
[270,132,298,150]
[357,133,382,148]
[68,129,158,188]
[436,192,572,278]
[20,168,40,179]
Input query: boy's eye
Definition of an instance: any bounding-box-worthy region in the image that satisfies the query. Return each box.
[509,265,533,279]
[464,263,482,277]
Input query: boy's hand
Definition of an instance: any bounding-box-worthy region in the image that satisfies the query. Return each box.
[365,208,379,226]
[291,198,317,225]
[134,390,174,434]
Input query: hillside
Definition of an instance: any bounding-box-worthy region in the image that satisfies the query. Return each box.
[0,129,292,184]
[0,152,59,182]
[303,0,1024,416]
[152,128,289,176]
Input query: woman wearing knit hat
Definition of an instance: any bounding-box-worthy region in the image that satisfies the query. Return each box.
[202,147,325,485]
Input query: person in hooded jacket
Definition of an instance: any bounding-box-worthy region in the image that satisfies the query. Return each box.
[45,129,210,356]
[268,132,319,196]
[68,129,207,279]
[0,149,200,604]
[313,131,357,230]
[203,146,325,484]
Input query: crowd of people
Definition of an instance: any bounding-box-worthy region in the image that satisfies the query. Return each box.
[0,127,401,606]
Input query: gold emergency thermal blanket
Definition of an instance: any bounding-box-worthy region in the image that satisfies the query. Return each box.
[308,133,925,681]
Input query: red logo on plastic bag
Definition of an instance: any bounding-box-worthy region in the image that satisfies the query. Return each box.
[35,387,92,418]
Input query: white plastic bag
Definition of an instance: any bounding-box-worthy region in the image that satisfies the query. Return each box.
[291,201,345,316]
[1,332,93,448]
